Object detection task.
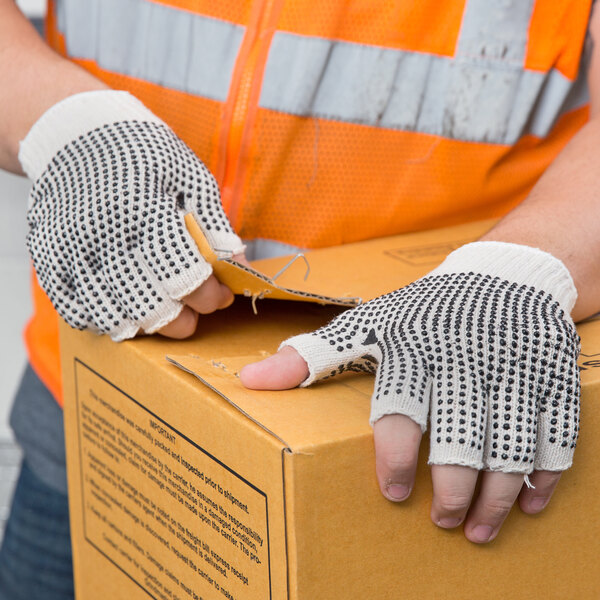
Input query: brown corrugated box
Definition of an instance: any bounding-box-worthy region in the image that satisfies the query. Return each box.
[61,219,600,599]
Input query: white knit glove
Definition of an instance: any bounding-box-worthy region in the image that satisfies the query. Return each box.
[20,91,244,341]
[282,242,581,474]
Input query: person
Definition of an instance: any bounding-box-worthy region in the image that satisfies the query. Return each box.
[0,0,598,598]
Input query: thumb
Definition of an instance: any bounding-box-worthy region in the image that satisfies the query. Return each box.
[240,346,309,390]
[242,324,379,391]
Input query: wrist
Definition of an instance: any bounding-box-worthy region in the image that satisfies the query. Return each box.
[18,90,162,181]
[429,241,577,315]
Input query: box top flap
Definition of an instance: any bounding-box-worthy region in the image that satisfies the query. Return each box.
[163,219,499,450]
[185,214,486,307]
[186,215,359,309]
[152,218,600,450]
[165,354,374,451]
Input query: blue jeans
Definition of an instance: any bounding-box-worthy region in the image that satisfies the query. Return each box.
[0,366,73,600]
[0,461,74,599]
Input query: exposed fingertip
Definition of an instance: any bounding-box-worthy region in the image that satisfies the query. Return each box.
[158,306,198,339]
[232,253,251,267]
[468,524,495,544]
[436,517,462,529]
[238,355,278,390]
[519,470,560,515]
[522,496,549,514]
[219,285,235,309]
[239,348,309,390]
[385,482,411,502]
[529,497,549,511]
[238,363,256,388]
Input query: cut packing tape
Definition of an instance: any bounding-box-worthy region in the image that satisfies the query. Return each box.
[185,213,361,309]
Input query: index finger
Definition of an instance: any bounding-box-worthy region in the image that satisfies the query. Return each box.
[182,274,234,314]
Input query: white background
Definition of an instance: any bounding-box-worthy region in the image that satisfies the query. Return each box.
[0,172,31,439]
[1,0,47,439]
[0,1,48,534]
[16,0,45,17]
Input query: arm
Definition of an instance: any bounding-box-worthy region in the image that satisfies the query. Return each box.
[479,120,600,320]
[0,0,107,174]
[480,5,600,323]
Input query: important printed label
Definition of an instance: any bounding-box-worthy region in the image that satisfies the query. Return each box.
[74,360,271,600]
[579,352,600,371]
[384,240,470,266]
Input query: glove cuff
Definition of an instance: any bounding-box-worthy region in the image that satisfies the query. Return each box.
[19,90,163,181]
[429,241,577,315]
[278,334,333,387]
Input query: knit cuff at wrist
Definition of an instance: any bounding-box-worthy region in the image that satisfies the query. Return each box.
[429,241,577,314]
[18,90,163,181]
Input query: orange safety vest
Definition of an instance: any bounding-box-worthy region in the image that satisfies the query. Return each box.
[30,0,592,405]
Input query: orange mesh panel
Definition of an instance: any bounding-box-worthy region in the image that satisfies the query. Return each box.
[525,0,593,78]
[238,106,589,248]
[147,0,252,25]
[70,60,224,171]
[46,4,225,170]
[277,0,466,56]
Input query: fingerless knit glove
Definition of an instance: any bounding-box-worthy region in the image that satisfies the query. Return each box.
[282,242,580,474]
[20,91,244,340]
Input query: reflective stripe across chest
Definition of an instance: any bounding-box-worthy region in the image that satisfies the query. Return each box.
[54,0,588,145]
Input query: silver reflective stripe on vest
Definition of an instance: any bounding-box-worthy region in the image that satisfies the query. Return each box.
[243,238,304,261]
[54,0,244,103]
[528,64,589,137]
[54,0,589,143]
[456,0,534,62]
[260,0,588,144]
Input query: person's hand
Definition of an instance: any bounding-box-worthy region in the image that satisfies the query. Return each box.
[156,252,247,339]
[20,90,245,340]
[240,242,581,543]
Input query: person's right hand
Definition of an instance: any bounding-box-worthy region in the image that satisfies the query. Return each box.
[20,90,244,341]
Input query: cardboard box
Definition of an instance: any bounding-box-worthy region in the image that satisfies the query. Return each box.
[61,219,600,600]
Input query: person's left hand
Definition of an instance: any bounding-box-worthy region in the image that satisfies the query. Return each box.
[240,241,581,544]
